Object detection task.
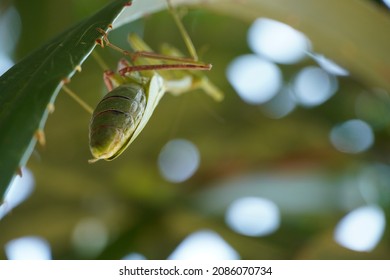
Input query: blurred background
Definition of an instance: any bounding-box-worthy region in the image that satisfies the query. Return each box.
[1,0,390,259]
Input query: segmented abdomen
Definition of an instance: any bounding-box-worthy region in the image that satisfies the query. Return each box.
[89,84,146,160]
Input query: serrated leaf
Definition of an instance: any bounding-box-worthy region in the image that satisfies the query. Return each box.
[0,0,132,195]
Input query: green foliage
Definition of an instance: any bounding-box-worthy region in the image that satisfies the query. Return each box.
[1,0,390,260]
[0,0,131,195]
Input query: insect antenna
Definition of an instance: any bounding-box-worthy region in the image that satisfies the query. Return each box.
[62,84,94,114]
[166,0,198,61]
[91,51,110,71]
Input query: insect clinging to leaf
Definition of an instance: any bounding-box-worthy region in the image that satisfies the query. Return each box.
[64,0,223,163]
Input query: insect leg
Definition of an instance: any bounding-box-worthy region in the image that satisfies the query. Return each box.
[97,28,206,65]
[62,84,94,115]
[127,33,208,65]
[118,58,131,69]
[103,70,116,91]
[118,63,211,76]
[91,51,110,71]
[96,28,137,60]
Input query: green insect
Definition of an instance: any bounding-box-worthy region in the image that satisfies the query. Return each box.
[67,0,223,163]
[89,82,146,162]
[88,3,223,163]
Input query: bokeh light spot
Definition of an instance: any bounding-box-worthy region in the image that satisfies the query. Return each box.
[248,18,310,64]
[293,66,338,107]
[122,252,147,260]
[330,119,374,154]
[334,205,385,252]
[5,236,52,260]
[0,53,14,75]
[0,167,35,220]
[72,218,109,256]
[0,5,21,54]
[261,86,296,119]
[309,53,349,76]
[158,139,200,183]
[227,54,282,104]
[225,197,280,237]
[0,5,21,75]
[168,230,240,260]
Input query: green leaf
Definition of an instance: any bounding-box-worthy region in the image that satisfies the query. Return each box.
[0,0,131,195]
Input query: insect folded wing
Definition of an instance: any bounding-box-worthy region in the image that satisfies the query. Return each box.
[126,74,165,145]
[89,83,149,162]
[88,75,165,163]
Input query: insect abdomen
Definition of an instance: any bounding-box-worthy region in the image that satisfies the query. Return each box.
[89,84,146,161]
